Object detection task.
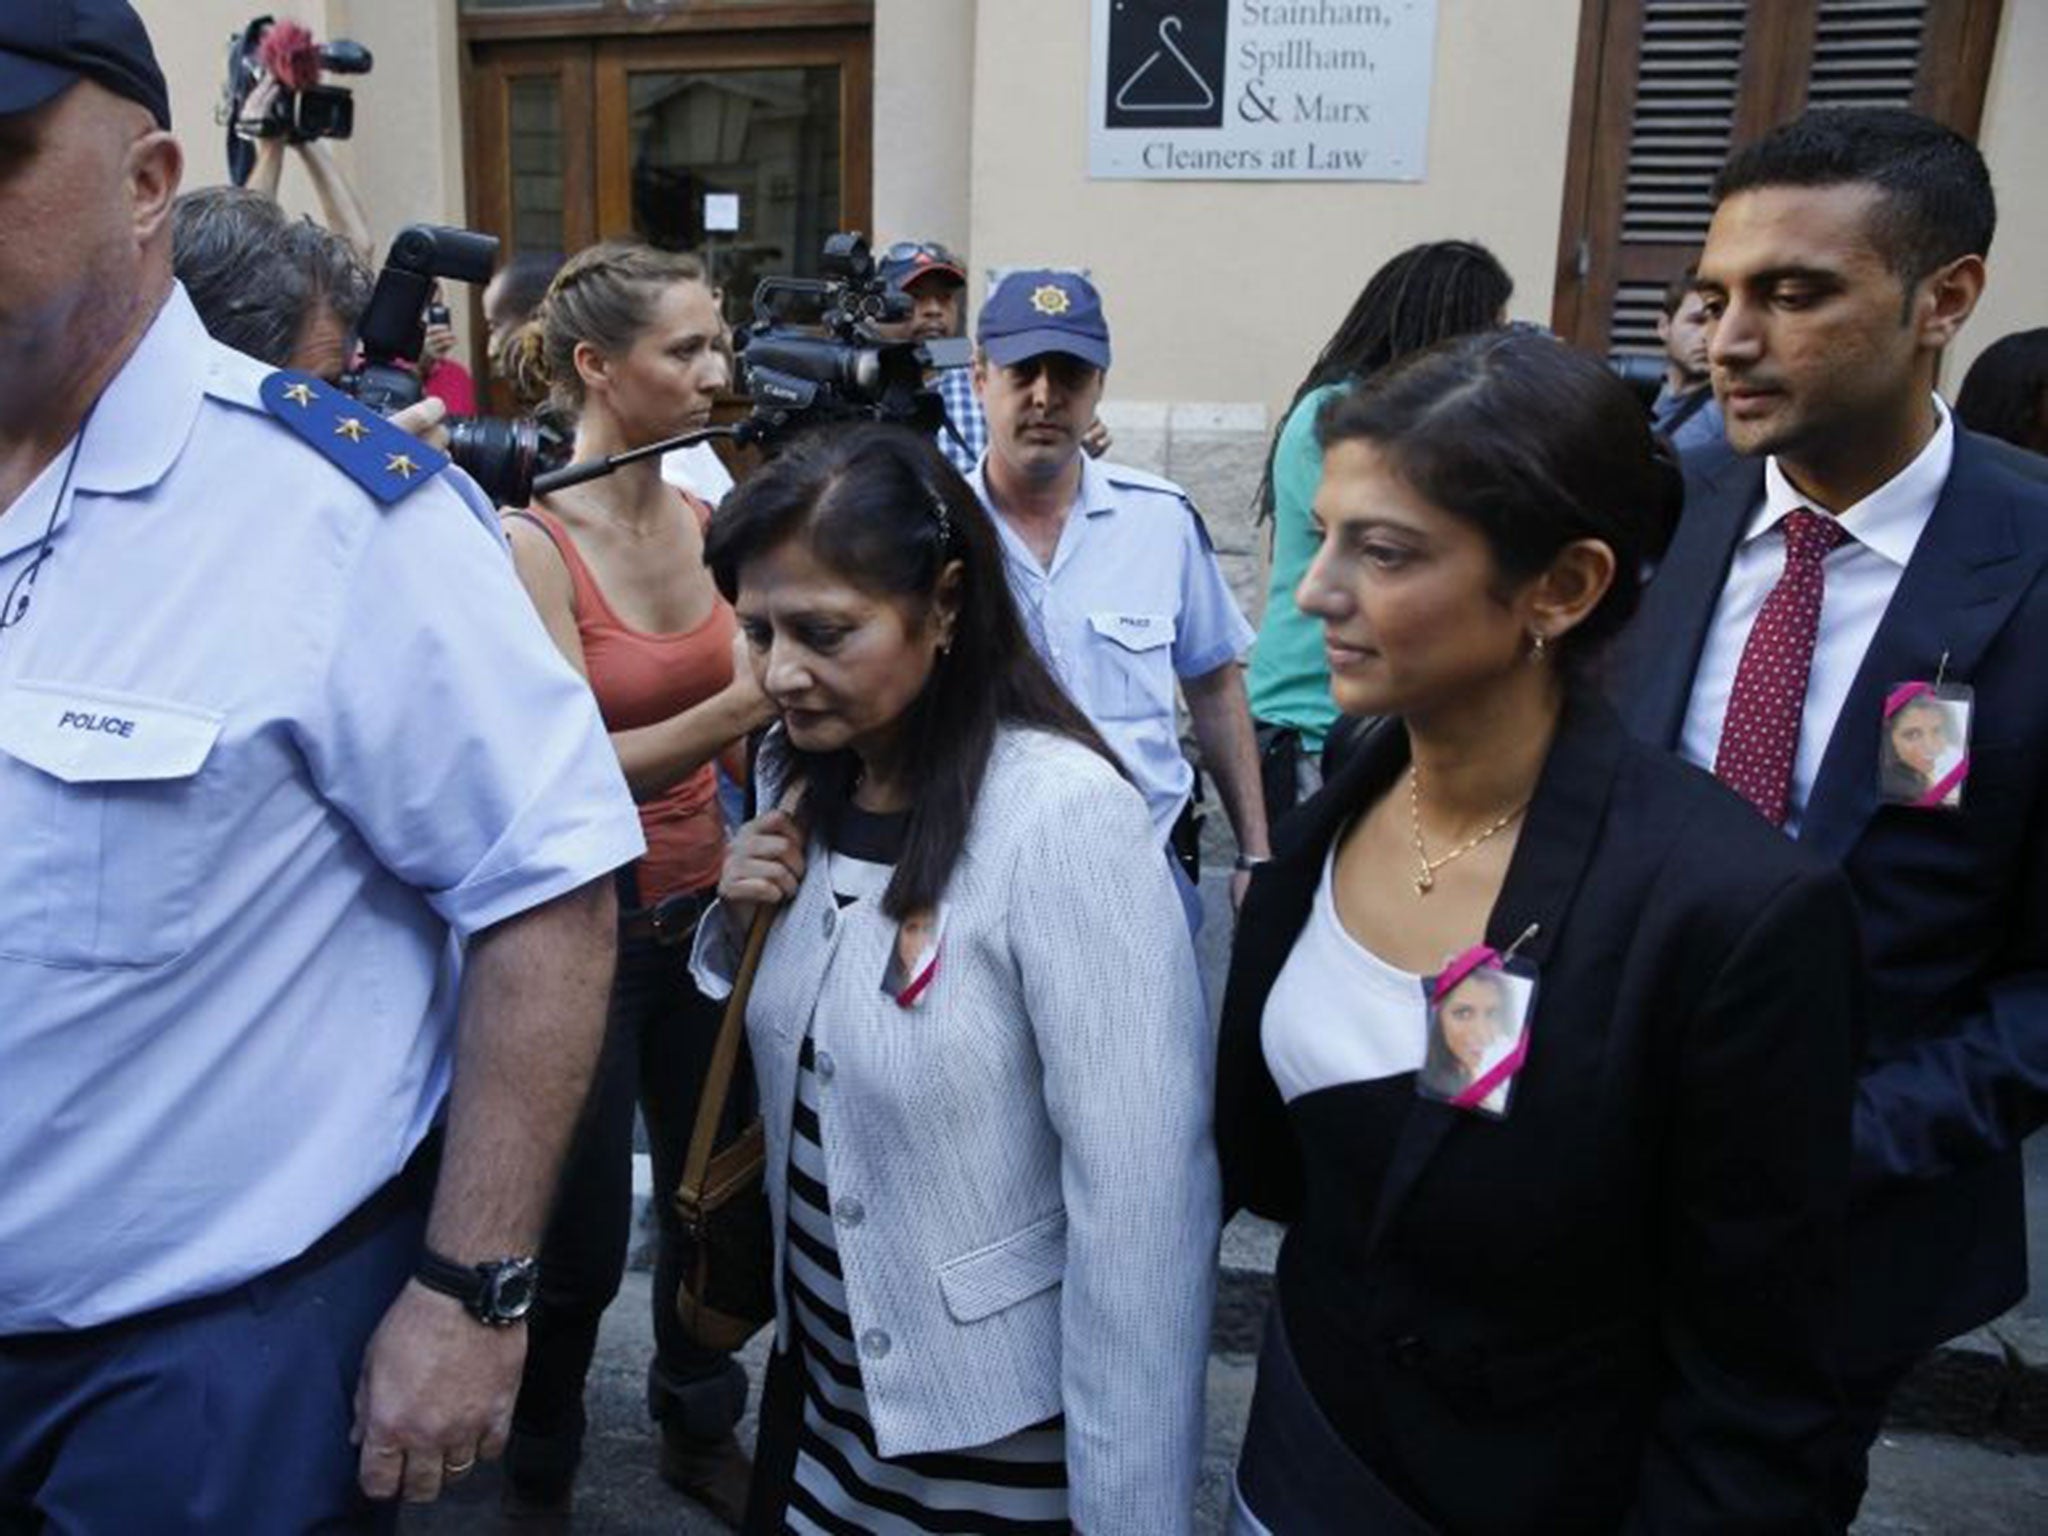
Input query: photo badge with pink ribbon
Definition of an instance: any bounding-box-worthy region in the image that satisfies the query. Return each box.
[1419,935,1539,1121]
[881,905,947,1009]
[1878,679,1972,812]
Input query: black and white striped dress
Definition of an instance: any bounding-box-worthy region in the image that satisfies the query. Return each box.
[774,805,1071,1535]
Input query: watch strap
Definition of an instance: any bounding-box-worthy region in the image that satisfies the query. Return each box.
[413,1249,538,1326]
[414,1248,486,1311]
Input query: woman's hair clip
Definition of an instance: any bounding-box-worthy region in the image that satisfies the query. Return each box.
[927,486,954,550]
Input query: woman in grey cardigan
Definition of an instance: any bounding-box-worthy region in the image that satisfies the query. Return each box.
[690,423,1219,1534]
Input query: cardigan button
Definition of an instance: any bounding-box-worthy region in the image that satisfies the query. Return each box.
[860,1328,892,1360]
[821,907,838,939]
[834,1196,865,1228]
[814,1050,836,1083]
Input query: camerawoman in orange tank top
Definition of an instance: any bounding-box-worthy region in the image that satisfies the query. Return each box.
[504,244,771,903]
[497,242,774,1523]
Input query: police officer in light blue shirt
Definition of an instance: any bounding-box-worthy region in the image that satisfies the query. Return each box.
[0,7,643,1529]
[966,270,1270,933]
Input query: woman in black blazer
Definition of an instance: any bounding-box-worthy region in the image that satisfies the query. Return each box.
[1219,331,1859,1534]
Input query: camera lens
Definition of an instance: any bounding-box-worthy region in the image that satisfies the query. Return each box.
[447,416,542,508]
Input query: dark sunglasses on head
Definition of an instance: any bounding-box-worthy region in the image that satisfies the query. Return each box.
[882,241,960,268]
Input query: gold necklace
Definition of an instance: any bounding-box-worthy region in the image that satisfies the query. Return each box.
[1408,765,1528,895]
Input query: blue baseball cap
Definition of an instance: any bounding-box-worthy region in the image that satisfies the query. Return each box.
[0,0,170,130]
[977,270,1111,372]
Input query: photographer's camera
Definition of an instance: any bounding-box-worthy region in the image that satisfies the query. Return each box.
[340,224,554,508]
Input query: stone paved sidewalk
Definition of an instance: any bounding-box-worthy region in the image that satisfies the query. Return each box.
[403,1272,2048,1536]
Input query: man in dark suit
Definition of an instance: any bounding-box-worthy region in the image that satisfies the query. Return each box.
[1609,106,2048,1523]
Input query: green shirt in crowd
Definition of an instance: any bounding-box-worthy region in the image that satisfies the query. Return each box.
[1246,382,1344,752]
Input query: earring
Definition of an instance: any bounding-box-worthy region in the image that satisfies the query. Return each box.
[1528,629,1549,664]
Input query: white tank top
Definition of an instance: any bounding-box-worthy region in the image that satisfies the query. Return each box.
[1261,842,1428,1103]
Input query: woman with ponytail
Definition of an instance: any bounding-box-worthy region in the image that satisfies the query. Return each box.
[1247,241,1514,829]
[499,240,775,1523]
[1218,330,1859,1532]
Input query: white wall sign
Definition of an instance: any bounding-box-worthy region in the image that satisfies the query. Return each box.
[1089,0,1438,181]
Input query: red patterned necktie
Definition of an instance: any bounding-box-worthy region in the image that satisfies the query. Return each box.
[1712,507,1850,828]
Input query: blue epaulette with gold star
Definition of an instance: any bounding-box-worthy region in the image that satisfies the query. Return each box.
[259,370,449,504]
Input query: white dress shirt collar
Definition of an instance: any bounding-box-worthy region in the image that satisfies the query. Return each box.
[1749,394,1955,569]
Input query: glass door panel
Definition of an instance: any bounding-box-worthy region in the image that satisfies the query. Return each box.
[464,43,596,412]
[621,66,842,325]
[507,75,568,254]
[593,32,871,328]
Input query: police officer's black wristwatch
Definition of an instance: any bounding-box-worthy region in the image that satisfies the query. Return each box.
[414,1250,540,1327]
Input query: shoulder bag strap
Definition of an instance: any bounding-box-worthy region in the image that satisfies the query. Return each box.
[678,910,773,1206]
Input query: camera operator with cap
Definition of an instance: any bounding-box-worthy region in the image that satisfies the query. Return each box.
[874,240,986,473]
[0,5,643,1531]
[968,270,1269,932]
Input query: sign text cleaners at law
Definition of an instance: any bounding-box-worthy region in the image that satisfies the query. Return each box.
[1089,0,1437,181]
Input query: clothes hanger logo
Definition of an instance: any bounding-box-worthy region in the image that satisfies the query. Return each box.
[1114,15,1217,113]
[1104,1,1228,129]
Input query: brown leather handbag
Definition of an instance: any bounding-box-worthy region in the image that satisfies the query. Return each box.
[673,910,777,1351]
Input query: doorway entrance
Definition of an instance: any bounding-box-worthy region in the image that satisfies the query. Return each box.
[463,8,872,404]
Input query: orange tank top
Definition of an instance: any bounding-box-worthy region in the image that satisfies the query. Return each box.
[516,499,735,902]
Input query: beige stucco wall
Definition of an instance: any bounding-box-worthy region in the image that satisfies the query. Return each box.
[135,0,2039,469]
[959,0,1581,421]
[872,0,976,255]
[921,0,1581,614]
[144,0,333,200]
[136,0,470,345]
[1951,0,2048,390]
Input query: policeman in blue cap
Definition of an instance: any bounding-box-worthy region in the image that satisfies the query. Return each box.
[877,240,1116,474]
[0,4,642,1529]
[967,270,1270,932]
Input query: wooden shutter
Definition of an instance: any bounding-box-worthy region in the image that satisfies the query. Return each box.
[1609,1,1751,353]
[1552,0,2004,355]
[1808,0,1929,109]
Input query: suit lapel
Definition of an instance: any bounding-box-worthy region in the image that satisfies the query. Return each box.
[1801,433,2042,862]
[1362,695,1628,1256]
[1613,448,1762,749]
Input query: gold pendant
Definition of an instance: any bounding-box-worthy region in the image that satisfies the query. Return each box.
[1414,869,1434,895]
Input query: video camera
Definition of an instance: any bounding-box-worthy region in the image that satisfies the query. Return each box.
[531,232,971,499]
[222,17,371,186]
[340,223,550,508]
[734,232,972,447]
